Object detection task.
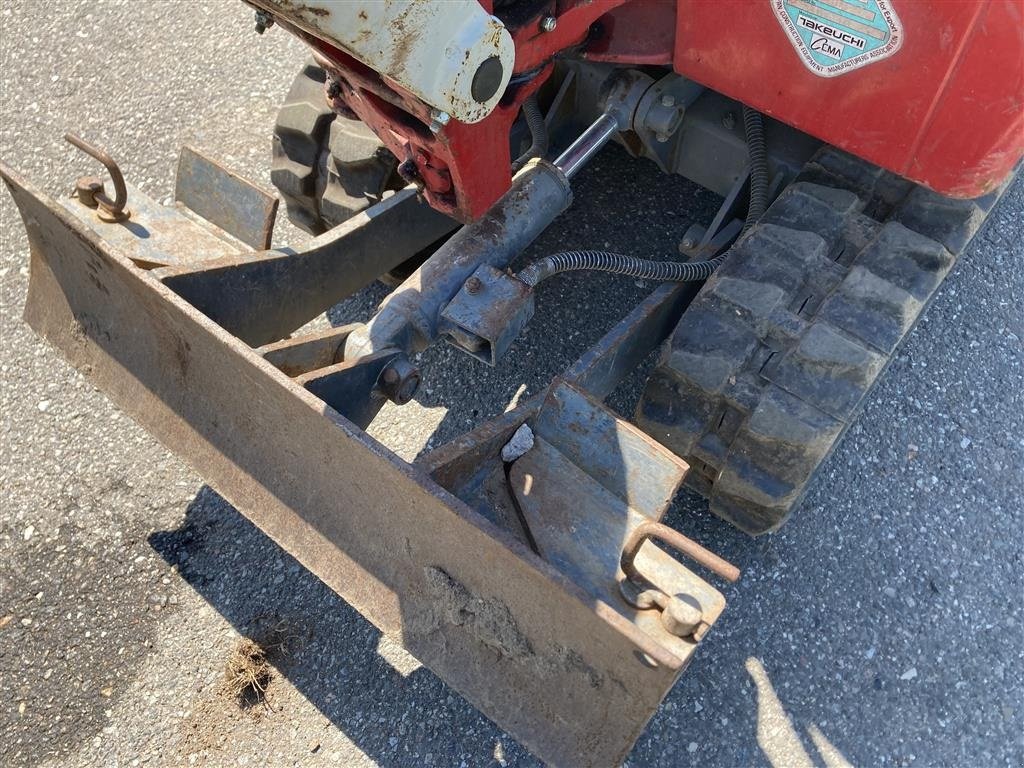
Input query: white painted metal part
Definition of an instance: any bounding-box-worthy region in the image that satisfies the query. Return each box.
[260,0,514,123]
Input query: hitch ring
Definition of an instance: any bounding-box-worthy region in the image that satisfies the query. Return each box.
[618,521,740,639]
[65,133,130,222]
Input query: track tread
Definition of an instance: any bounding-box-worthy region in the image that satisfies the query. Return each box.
[271,63,402,236]
[636,146,1013,534]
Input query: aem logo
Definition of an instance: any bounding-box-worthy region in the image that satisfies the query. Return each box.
[772,0,903,77]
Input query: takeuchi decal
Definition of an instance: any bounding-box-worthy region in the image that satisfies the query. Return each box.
[772,0,903,77]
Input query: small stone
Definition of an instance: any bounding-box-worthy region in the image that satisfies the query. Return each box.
[883,586,897,598]
[23,525,35,541]
[388,737,398,749]
[20,618,32,627]
[865,647,876,660]
[694,701,703,713]
[37,400,50,412]
[494,740,508,767]
[18,702,26,716]
[900,667,918,681]
[101,686,114,697]
[687,742,698,753]
[960,436,971,449]
[501,423,535,462]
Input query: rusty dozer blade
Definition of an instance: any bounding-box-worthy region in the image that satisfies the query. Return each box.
[1,141,737,767]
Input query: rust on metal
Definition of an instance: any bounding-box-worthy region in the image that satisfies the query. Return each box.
[1,161,697,766]
[0,153,739,766]
[74,176,105,207]
[502,458,542,557]
[65,133,130,221]
[620,520,740,586]
[158,187,456,347]
[258,325,356,377]
[174,145,279,250]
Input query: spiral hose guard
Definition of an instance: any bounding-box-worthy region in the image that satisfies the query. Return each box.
[517,106,769,288]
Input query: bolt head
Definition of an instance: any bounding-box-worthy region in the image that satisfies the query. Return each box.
[660,94,675,108]
[428,109,450,134]
[395,374,420,404]
[380,358,421,405]
[74,176,104,208]
[660,595,704,638]
[540,15,557,32]
[465,276,483,294]
[254,10,273,34]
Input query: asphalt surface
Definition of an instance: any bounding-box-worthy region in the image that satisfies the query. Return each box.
[1,2,1022,767]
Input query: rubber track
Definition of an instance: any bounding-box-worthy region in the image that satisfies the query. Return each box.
[271,63,402,235]
[636,146,1014,535]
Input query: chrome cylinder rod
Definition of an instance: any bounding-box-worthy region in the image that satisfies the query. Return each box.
[553,112,621,179]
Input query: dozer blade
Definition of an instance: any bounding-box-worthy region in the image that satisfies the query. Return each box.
[2,149,732,767]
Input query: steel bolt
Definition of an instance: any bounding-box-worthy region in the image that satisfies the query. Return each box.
[660,94,676,108]
[397,159,418,179]
[396,375,420,404]
[659,595,705,639]
[465,276,483,294]
[380,357,420,405]
[254,10,274,34]
[540,15,557,32]
[428,109,451,134]
[74,176,104,208]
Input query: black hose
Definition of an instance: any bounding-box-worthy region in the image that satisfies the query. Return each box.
[516,106,770,287]
[741,106,768,233]
[511,95,549,172]
[517,249,723,287]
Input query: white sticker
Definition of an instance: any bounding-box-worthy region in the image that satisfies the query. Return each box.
[773,0,903,77]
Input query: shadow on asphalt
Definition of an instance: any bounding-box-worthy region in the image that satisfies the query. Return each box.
[150,485,543,766]
[147,483,854,768]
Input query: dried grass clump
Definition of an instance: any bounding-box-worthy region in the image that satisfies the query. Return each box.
[220,620,296,713]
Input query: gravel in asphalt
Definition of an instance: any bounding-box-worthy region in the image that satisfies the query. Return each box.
[1,2,1022,767]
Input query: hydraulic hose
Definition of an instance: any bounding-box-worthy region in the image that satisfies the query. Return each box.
[517,249,724,287]
[741,106,768,234]
[511,95,550,172]
[517,106,769,288]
